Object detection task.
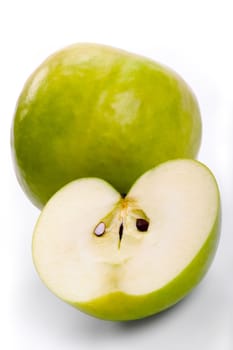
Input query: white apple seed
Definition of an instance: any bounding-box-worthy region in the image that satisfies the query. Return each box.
[94,222,105,236]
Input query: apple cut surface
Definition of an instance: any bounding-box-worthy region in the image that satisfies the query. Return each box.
[32,159,220,321]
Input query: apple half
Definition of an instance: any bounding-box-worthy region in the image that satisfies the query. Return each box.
[32,159,221,321]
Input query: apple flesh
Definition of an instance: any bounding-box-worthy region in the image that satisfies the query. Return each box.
[32,159,220,321]
[11,43,202,208]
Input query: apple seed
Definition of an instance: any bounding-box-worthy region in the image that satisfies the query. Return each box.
[119,222,123,241]
[94,222,105,236]
[136,218,149,232]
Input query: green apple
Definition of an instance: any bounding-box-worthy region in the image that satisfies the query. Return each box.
[32,159,220,321]
[11,43,202,208]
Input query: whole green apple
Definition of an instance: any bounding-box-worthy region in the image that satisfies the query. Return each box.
[32,159,220,321]
[11,43,202,208]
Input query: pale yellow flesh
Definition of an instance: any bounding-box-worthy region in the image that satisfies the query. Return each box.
[32,160,219,302]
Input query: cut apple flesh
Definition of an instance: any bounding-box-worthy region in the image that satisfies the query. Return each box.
[32,159,220,313]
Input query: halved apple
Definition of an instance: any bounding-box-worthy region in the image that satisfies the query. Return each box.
[32,159,221,321]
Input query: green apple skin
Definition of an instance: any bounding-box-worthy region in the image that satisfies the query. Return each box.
[70,210,220,321]
[11,43,202,208]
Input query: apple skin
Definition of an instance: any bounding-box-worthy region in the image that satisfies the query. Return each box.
[70,211,220,321]
[11,43,202,208]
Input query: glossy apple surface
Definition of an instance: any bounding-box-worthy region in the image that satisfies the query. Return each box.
[32,159,220,321]
[12,43,202,208]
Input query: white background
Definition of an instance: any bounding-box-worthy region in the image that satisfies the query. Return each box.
[1,1,233,349]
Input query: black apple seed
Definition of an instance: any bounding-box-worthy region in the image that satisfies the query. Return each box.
[136,218,149,232]
[119,222,123,241]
